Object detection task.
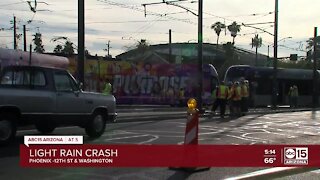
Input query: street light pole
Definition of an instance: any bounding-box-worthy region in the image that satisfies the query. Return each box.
[197,0,203,112]
[272,0,279,109]
[313,27,318,108]
[78,0,85,87]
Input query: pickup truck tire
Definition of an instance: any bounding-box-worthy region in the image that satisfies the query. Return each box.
[35,121,56,134]
[85,112,106,138]
[0,114,17,145]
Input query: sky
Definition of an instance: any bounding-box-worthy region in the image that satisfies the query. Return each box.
[0,0,319,58]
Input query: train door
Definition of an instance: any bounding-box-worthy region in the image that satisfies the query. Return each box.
[277,80,287,105]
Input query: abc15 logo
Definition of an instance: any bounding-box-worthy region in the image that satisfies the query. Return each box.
[284,147,308,160]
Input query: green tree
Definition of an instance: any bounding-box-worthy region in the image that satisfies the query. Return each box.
[33,32,45,53]
[211,22,226,47]
[227,21,241,45]
[306,36,320,60]
[62,40,75,55]
[306,36,320,50]
[251,34,262,66]
[53,44,63,53]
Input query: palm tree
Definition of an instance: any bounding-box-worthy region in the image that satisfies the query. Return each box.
[251,34,262,66]
[53,44,63,53]
[62,40,75,55]
[227,21,241,44]
[136,39,149,52]
[211,22,225,47]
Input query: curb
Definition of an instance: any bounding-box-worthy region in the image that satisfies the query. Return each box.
[225,167,319,180]
[201,108,314,118]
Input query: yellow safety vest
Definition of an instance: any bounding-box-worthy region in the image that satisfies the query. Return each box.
[232,86,242,101]
[179,90,184,99]
[217,85,228,99]
[241,84,249,98]
[103,83,112,95]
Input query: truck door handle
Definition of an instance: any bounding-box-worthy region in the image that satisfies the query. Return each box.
[86,100,93,104]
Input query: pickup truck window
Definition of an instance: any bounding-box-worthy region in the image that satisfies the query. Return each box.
[32,71,46,86]
[1,72,12,85]
[0,70,30,85]
[0,69,46,87]
[54,73,77,92]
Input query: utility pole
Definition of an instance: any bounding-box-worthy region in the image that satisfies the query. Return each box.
[169,29,172,63]
[29,44,32,65]
[197,0,203,112]
[107,40,110,57]
[13,16,17,50]
[313,27,318,108]
[103,41,111,58]
[78,0,85,86]
[272,0,278,109]
[23,25,27,51]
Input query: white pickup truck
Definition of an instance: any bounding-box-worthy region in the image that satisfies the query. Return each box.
[0,65,117,144]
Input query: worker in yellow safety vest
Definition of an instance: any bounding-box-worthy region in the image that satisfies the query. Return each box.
[241,80,250,114]
[229,81,242,117]
[178,88,185,107]
[211,81,229,118]
[103,80,112,95]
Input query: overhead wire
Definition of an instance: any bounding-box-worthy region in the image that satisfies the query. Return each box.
[0,2,26,7]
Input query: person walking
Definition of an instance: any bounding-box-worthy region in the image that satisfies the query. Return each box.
[211,81,229,118]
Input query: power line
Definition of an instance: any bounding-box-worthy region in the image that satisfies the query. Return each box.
[224,11,274,18]
[97,0,198,26]
[0,2,25,7]
[85,19,173,24]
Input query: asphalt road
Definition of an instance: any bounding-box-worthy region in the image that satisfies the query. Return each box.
[1,109,320,179]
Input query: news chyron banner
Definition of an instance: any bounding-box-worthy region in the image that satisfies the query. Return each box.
[20,136,320,167]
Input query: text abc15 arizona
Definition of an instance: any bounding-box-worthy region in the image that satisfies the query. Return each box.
[283,147,308,165]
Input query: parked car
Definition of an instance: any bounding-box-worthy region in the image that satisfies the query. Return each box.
[0,65,117,144]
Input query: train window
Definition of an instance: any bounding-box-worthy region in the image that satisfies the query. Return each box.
[255,79,272,95]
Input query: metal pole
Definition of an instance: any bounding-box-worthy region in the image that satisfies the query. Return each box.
[313,27,318,108]
[169,29,172,63]
[78,0,85,86]
[272,0,278,109]
[197,0,203,112]
[255,46,258,66]
[107,40,110,57]
[13,16,17,50]
[23,25,27,51]
[29,44,32,65]
[98,57,101,92]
